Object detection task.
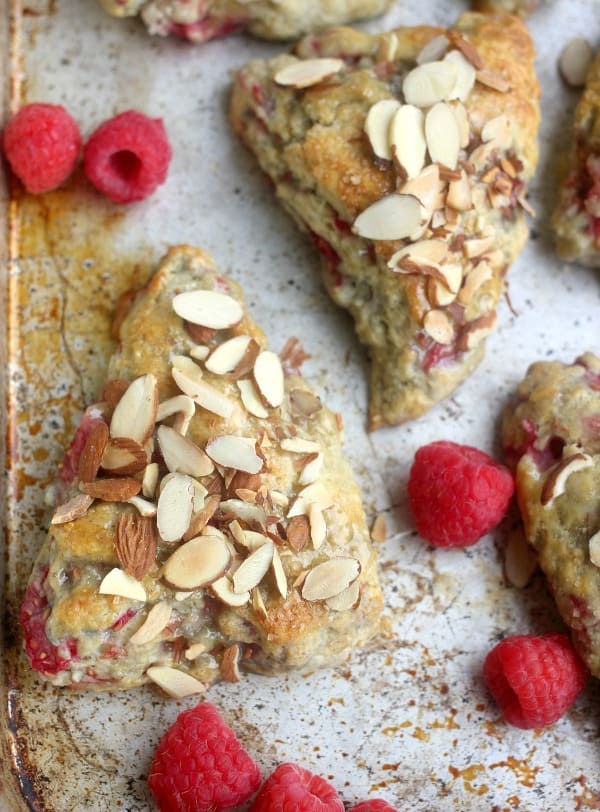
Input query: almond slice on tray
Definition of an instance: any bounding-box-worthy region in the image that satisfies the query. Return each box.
[273,57,344,89]
[364,98,401,163]
[205,434,263,474]
[389,104,426,179]
[157,425,214,478]
[146,666,206,699]
[156,472,195,543]
[172,289,243,329]
[109,373,158,443]
[253,350,285,408]
[163,534,232,590]
[205,335,253,375]
[353,194,427,241]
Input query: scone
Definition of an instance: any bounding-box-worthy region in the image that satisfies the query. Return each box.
[502,353,600,676]
[473,0,539,16]
[21,245,383,694]
[97,0,392,42]
[230,12,540,428]
[553,49,600,267]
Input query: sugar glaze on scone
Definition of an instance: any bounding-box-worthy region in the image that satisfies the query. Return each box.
[98,0,392,42]
[502,353,600,676]
[21,246,383,694]
[230,13,540,428]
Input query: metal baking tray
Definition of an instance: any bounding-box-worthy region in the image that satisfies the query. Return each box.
[1,0,600,808]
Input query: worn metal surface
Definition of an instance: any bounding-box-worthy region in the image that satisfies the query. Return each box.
[1,0,600,809]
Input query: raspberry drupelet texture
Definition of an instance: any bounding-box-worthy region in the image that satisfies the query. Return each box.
[349,800,399,811]
[83,110,172,203]
[483,633,587,729]
[250,762,344,812]
[2,103,81,193]
[408,440,514,547]
[147,702,261,812]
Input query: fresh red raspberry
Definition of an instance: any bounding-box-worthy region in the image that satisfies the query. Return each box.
[148,702,261,812]
[250,763,344,812]
[2,103,81,193]
[349,801,398,811]
[483,633,587,729]
[407,440,514,547]
[83,110,171,203]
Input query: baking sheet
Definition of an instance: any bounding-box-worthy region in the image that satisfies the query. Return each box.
[2,0,600,809]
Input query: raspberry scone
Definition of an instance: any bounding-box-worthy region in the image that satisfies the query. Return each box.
[502,353,600,676]
[473,0,539,16]
[97,0,392,43]
[230,12,540,428]
[21,245,383,694]
[553,49,600,267]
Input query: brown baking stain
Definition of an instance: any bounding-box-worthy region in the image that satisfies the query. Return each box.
[431,709,460,730]
[381,722,412,735]
[412,726,430,742]
[574,775,600,809]
[449,764,488,795]
[489,755,540,788]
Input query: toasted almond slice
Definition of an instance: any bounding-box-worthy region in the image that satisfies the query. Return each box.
[172,366,235,420]
[156,472,195,543]
[370,513,387,543]
[127,495,158,517]
[457,261,493,305]
[444,50,476,101]
[364,98,401,163]
[451,102,470,149]
[376,31,399,63]
[402,60,458,108]
[189,345,210,362]
[237,379,269,419]
[280,437,321,454]
[273,57,344,89]
[80,477,141,502]
[425,103,460,169]
[205,435,263,474]
[288,481,334,518]
[233,540,274,593]
[353,194,427,241]
[185,642,207,660]
[157,425,214,478]
[389,104,427,179]
[205,335,253,376]
[142,462,160,498]
[109,374,158,443]
[101,437,147,475]
[146,666,206,698]
[99,568,146,601]
[129,601,172,646]
[388,238,448,272]
[427,277,456,307]
[476,69,510,93]
[481,114,512,150]
[157,395,196,436]
[308,502,327,549]
[163,534,232,590]
[299,452,324,486]
[51,493,94,525]
[558,37,593,88]
[219,498,267,525]
[289,388,322,417]
[253,350,285,409]
[172,289,243,329]
[211,575,251,607]
[589,530,600,567]
[241,530,270,553]
[399,165,446,214]
[220,644,242,683]
[423,310,455,345]
[271,547,288,599]
[302,557,361,601]
[459,312,497,350]
[446,169,472,211]
[416,34,450,65]
[252,586,269,620]
[463,232,496,259]
[541,453,593,507]
[504,529,537,588]
[325,580,361,612]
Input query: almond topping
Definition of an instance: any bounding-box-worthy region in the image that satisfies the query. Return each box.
[100,379,130,409]
[101,437,147,475]
[220,644,242,683]
[116,513,157,580]
[370,513,387,543]
[252,586,268,620]
[205,435,263,474]
[447,169,473,211]
[185,642,207,660]
[286,514,311,551]
[444,50,476,101]
[163,534,232,591]
[280,437,320,454]
[452,102,470,149]
[109,374,158,443]
[237,379,269,419]
[302,557,361,601]
[184,492,220,541]
[325,580,361,612]
[127,495,158,517]
[253,350,285,409]
[402,60,458,107]
[299,453,323,486]
[157,425,214,478]
[78,422,109,482]
[423,310,455,345]
[142,462,160,498]
[172,289,243,329]
[271,547,288,599]
[427,277,456,308]
[211,575,250,607]
[219,498,266,525]
[308,503,327,549]
[364,98,401,163]
[463,232,496,259]
[205,335,253,376]
[99,568,146,601]
[290,388,322,417]
[541,453,593,508]
[425,102,460,169]
[273,57,344,89]
[589,530,600,567]
[172,362,235,420]
[457,261,493,306]
[156,395,196,436]
[189,345,210,362]
[481,114,512,150]
[476,69,510,93]
[416,34,450,65]
[353,194,427,241]
[449,34,485,70]
[129,601,172,646]
[558,37,593,88]
[376,31,399,63]
[399,165,446,214]
[388,238,448,274]
[156,472,195,543]
[80,477,141,501]
[146,666,206,698]
[389,104,427,179]
[51,493,94,525]
[232,540,274,593]
[504,528,537,588]
[459,312,497,350]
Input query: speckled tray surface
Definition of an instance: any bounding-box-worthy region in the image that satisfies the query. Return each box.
[1,0,600,809]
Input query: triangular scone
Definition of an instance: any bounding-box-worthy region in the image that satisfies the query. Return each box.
[553,49,600,267]
[21,246,383,695]
[473,0,538,16]
[230,12,540,428]
[502,353,600,676]
[97,0,392,42]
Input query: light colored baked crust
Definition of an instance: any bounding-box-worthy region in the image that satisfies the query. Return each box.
[473,0,538,16]
[502,353,600,676]
[553,50,600,267]
[98,0,392,41]
[22,246,383,691]
[230,13,540,428]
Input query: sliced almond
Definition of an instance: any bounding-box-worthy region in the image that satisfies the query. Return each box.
[463,232,496,259]
[156,472,195,543]
[220,644,242,683]
[423,310,455,345]
[299,453,323,486]
[109,374,157,443]
[280,437,320,454]
[99,568,146,601]
[476,69,510,93]
[189,345,210,362]
[172,365,235,420]
[444,50,476,101]
[185,642,207,660]
[289,388,322,417]
[370,513,387,543]
[271,547,288,599]
[459,312,497,350]
[416,34,450,65]
[452,102,470,149]
[233,540,274,593]
[457,261,493,305]
[325,580,361,612]
[425,102,460,169]
[205,335,253,376]
[157,395,196,436]
[129,601,172,646]
[253,350,285,409]
[51,493,94,525]
[402,60,458,108]
[388,239,449,274]
[184,492,220,541]
[78,422,109,483]
[376,31,399,63]
[163,534,232,590]
[116,512,157,580]
[252,586,269,621]
[353,194,427,241]
[142,462,160,499]
[172,289,243,330]
[288,481,333,516]
[427,277,456,307]
[302,557,361,601]
[273,57,344,89]
[558,37,593,88]
[146,666,206,698]
[101,437,147,475]
[541,453,593,508]
[80,477,141,502]
[504,528,537,588]
[364,98,401,163]
[286,514,311,551]
[127,495,158,518]
[205,435,263,474]
[589,530,600,567]
[481,114,512,150]
[449,33,485,70]
[308,502,327,549]
[219,498,266,525]
[237,379,269,419]
[447,169,473,211]
[399,165,446,214]
[211,575,250,607]
[157,425,214,478]
[389,104,426,179]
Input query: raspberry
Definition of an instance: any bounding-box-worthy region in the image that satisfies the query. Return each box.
[349,801,398,811]
[407,440,514,547]
[83,110,171,203]
[148,702,261,812]
[483,633,587,729]
[250,763,344,812]
[2,103,81,193]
